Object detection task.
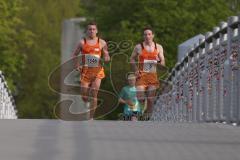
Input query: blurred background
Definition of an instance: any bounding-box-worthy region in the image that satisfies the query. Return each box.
[0,0,239,119]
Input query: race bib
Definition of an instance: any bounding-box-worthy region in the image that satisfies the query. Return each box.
[84,54,100,67]
[143,59,157,73]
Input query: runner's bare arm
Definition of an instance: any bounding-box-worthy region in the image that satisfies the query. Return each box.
[157,44,165,66]
[101,39,110,62]
[130,45,140,73]
[119,98,135,108]
[72,40,84,69]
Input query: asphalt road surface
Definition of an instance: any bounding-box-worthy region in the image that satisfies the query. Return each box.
[0,119,240,160]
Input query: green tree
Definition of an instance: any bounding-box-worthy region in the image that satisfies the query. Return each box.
[16,0,84,118]
[0,0,34,91]
[226,0,240,13]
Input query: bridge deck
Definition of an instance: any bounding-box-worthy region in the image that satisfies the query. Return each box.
[0,120,240,160]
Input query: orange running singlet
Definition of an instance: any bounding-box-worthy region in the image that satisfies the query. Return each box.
[136,42,159,88]
[80,37,105,83]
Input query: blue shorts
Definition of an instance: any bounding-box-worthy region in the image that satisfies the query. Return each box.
[124,111,141,117]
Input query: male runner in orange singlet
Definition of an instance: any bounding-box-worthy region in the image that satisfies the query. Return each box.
[72,22,110,120]
[130,27,165,117]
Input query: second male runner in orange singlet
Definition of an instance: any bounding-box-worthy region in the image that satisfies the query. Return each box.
[130,27,165,117]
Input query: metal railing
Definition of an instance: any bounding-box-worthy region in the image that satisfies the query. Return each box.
[0,71,17,119]
[152,15,240,125]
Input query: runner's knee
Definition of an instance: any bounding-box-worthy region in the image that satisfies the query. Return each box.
[91,89,99,98]
[81,96,89,102]
[147,96,155,102]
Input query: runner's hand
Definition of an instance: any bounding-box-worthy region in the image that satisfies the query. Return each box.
[157,61,168,72]
[125,100,135,109]
[75,63,82,71]
[134,70,140,78]
[104,55,110,63]
[126,100,134,106]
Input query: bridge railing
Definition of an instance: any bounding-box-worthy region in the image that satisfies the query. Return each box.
[152,15,240,124]
[0,71,17,119]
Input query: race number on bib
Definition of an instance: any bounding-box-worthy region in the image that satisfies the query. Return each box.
[85,54,100,67]
[143,59,157,73]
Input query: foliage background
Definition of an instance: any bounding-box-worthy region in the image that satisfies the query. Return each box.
[0,0,239,118]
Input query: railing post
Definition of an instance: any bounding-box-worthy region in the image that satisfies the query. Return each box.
[182,59,189,122]
[223,16,238,123]
[228,16,239,124]
[218,22,228,122]
[171,67,178,121]
[205,31,213,122]
[198,38,206,122]
[212,26,221,122]
[175,66,180,122]
[187,48,194,122]
[237,14,240,124]
[192,43,200,122]
[176,62,184,122]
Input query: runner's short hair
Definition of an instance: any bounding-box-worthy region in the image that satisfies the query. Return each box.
[87,21,98,28]
[143,26,154,33]
[126,72,136,80]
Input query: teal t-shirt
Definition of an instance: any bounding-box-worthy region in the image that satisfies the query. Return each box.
[119,86,141,114]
